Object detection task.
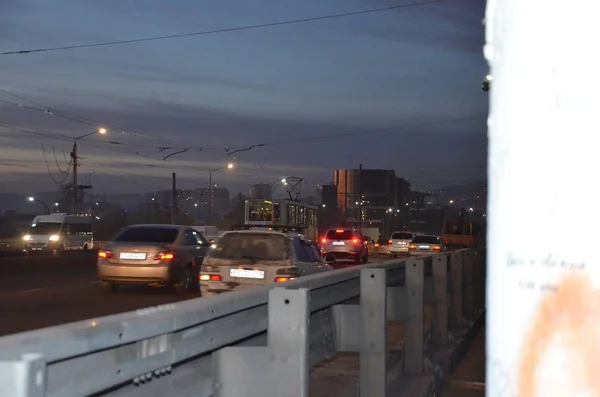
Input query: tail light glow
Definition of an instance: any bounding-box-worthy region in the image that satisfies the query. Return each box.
[200,274,222,281]
[98,249,113,259]
[352,238,359,245]
[408,244,417,249]
[388,240,393,246]
[321,238,327,244]
[432,246,442,251]
[154,251,175,260]
[275,277,296,283]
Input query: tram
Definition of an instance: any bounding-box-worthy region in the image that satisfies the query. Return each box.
[233,199,319,241]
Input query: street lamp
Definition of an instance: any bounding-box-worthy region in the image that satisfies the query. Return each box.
[71,127,107,213]
[208,162,234,222]
[27,196,50,214]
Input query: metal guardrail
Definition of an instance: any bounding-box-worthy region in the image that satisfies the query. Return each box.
[0,249,485,397]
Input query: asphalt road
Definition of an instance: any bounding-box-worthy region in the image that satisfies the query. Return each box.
[0,253,388,337]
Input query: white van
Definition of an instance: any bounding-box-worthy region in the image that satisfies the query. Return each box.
[23,213,94,254]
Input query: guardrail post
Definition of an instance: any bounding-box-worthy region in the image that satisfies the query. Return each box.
[213,288,310,397]
[404,258,424,374]
[449,251,464,327]
[359,268,387,397]
[0,354,45,397]
[462,250,475,318]
[473,250,486,310]
[432,254,449,346]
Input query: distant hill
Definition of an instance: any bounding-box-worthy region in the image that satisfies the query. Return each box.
[429,181,487,210]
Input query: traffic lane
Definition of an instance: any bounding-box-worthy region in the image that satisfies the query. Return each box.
[0,282,195,337]
[0,252,97,292]
[0,259,381,336]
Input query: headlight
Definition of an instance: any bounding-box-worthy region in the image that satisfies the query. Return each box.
[23,235,30,241]
[49,235,60,241]
[210,244,217,249]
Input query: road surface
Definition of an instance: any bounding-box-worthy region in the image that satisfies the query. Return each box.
[0,252,386,336]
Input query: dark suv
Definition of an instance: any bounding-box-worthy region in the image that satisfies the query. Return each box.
[320,228,368,264]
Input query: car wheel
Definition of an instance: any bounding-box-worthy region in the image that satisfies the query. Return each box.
[53,244,65,255]
[177,265,198,293]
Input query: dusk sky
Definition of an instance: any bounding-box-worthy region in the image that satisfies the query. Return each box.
[0,0,488,196]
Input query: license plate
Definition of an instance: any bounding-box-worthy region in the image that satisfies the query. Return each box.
[418,245,430,250]
[332,241,344,245]
[119,252,146,260]
[32,248,42,251]
[230,269,265,279]
[398,241,406,245]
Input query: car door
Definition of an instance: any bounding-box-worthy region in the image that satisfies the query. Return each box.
[307,241,332,273]
[183,229,206,265]
[439,237,447,251]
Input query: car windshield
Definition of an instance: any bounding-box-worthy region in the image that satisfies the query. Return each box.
[391,232,413,240]
[113,227,179,243]
[210,233,289,261]
[28,222,61,235]
[412,236,440,244]
[325,230,353,240]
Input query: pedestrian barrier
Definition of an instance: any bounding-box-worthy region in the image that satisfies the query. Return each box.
[0,249,485,397]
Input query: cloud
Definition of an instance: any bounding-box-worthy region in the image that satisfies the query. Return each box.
[0,0,22,37]
[338,0,484,55]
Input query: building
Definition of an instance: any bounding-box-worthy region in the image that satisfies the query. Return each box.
[408,191,445,234]
[248,184,272,200]
[318,184,339,232]
[333,169,411,238]
[146,187,230,222]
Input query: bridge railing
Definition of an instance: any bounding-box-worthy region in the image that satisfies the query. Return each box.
[0,249,485,397]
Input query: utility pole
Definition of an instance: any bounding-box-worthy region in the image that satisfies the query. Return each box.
[208,163,234,224]
[357,164,363,231]
[171,173,177,224]
[70,128,106,214]
[208,170,213,223]
[71,141,78,214]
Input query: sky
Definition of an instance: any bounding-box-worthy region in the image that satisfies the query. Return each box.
[0,0,488,197]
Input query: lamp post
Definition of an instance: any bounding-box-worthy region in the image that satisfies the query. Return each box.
[71,127,107,213]
[27,197,51,214]
[208,163,234,222]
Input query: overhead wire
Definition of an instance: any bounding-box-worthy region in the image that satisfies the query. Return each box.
[1,0,446,56]
[41,144,72,185]
[0,94,223,154]
[224,115,486,156]
[0,118,262,181]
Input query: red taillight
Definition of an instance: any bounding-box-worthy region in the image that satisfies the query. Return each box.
[388,240,393,246]
[275,277,295,283]
[154,251,175,260]
[408,244,417,249]
[199,274,222,281]
[432,246,442,251]
[321,238,327,244]
[352,238,359,245]
[98,249,113,259]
